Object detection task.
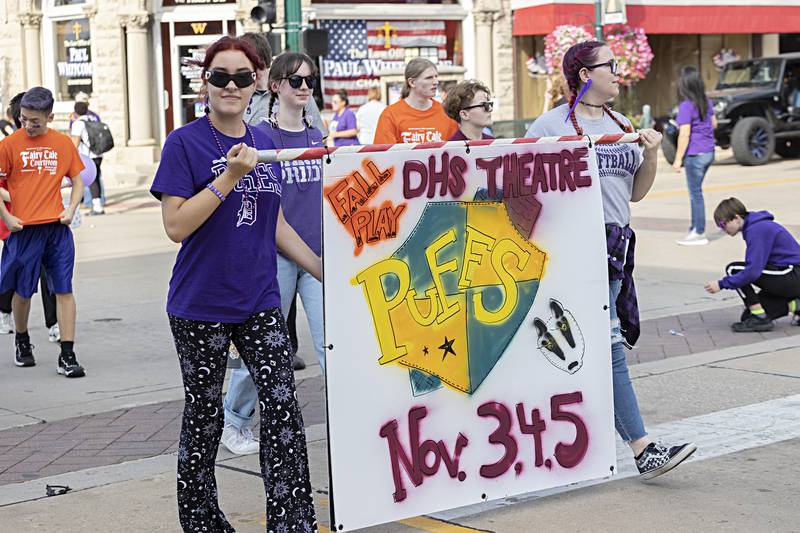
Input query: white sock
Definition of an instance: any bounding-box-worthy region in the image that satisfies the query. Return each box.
[92,198,103,211]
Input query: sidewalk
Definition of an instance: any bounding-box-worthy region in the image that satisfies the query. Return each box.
[2,339,798,532]
[0,303,796,491]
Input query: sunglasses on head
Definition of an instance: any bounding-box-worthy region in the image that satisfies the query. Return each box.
[204,70,256,89]
[283,75,318,90]
[582,59,619,75]
[462,101,494,113]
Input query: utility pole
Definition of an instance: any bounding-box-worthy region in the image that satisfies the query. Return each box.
[285,0,302,51]
[594,0,603,40]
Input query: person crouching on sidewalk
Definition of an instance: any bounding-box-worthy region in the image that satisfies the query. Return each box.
[705,197,800,332]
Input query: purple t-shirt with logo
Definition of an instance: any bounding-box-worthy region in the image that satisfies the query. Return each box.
[256,122,324,255]
[676,98,715,155]
[332,108,359,147]
[150,118,283,323]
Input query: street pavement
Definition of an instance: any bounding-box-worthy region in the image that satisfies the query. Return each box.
[0,149,799,531]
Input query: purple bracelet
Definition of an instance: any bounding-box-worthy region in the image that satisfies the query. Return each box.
[206,183,226,202]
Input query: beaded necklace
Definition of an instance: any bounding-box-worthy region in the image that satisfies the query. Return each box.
[206,114,259,203]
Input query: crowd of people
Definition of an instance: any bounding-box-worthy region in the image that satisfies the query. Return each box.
[2,31,800,533]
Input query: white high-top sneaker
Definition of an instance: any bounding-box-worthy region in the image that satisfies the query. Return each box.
[676,230,709,246]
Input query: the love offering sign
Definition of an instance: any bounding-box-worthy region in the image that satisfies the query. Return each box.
[322,140,616,531]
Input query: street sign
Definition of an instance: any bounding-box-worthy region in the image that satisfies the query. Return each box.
[602,0,627,25]
[321,139,617,531]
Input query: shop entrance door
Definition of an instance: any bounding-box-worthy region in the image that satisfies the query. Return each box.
[160,19,235,134]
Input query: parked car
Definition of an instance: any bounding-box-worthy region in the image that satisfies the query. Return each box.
[661,53,800,166]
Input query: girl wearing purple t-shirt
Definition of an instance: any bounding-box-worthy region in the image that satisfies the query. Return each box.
[674,66,717,246]
[222,53,327,468]
[327,90,359,147]
[150,37,319,533]
[255,52,327,376]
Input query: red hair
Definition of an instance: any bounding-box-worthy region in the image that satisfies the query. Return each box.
[561,40,632,135]
[201,36,265,77]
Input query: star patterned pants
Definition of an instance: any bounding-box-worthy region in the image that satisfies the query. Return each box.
[169,308,318,533]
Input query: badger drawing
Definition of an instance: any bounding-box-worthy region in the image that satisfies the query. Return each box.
[533,299,585,374]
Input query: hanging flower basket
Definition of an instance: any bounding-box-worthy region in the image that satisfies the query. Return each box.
[544,25,594,75]
[543,24,653,87]
[603,25,654,86]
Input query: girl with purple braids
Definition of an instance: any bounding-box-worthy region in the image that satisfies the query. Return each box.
[527,41,697,480]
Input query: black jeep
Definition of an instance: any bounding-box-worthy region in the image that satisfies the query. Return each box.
[662,53,800,166]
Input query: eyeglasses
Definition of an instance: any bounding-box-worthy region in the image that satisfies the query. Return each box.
[204,70,256,89]
[582,59,619,75]
[282,75,318,90]
[717,219,728,230]
[461,101,494,113]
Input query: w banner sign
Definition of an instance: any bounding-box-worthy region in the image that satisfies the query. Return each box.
[321,140,616,531]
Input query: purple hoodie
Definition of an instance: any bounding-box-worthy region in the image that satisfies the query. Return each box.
[719,211,800,290]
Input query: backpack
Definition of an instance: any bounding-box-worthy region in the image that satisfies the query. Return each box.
[83,120,115,155]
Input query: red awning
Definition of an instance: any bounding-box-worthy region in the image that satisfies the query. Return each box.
[513,3,800,35]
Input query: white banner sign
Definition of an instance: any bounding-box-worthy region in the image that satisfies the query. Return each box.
[322,141,616,531]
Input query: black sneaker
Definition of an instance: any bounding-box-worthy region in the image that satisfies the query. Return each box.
[14,340,36,367]
[739,308,752,322]
[731,315,774,332]
[636,442,697,480]
[293,355,306,371]
[57,351,85,378]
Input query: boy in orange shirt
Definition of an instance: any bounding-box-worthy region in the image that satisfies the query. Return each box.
[0,87,85,377]
[373,57,457,145]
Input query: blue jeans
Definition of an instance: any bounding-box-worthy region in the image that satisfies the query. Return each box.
[684,151,714,234]
[223,253,325,430]
[609,279,647,442]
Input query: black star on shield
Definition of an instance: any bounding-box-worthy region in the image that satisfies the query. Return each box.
[439,337,456,361]
[423,346,429,356]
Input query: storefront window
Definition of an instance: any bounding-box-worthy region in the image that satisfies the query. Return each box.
[179,47,207,124]
[53,0,86,5]
[54,17,92,100]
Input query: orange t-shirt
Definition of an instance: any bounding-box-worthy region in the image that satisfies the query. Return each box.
[373,99,458,145]
[0,128,83,225]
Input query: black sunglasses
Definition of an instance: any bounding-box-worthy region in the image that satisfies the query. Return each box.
[205,70,256,89]
[283,75,318,90]
[462,101,494,113]
[582,59,618,75]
